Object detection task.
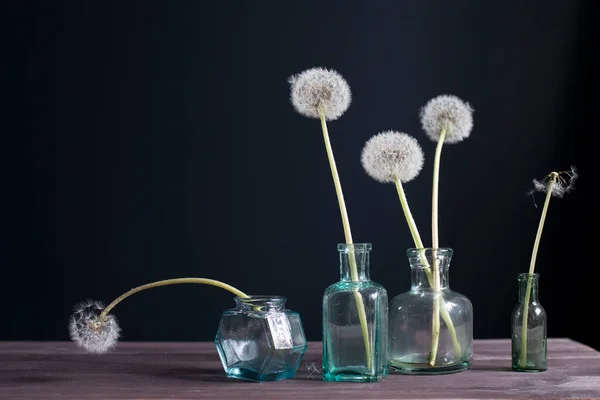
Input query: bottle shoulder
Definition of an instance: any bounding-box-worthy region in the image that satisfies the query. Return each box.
[389,289,472,307]
[512,301,546,315]
[324,280,388,295]
[325,279,387,289]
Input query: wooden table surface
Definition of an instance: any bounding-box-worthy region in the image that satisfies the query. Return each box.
[0,339,599,399]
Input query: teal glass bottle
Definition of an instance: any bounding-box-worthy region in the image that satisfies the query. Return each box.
[511,273,547,372]
[322,243,389,382]
[215,296,308,382]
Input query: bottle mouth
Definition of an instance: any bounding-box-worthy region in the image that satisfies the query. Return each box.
[234,295,287,307]
[337,243,372,253]
[517,273,540,280]
[406,248,453,257]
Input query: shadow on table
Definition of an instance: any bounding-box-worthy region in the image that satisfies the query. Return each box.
[470,364,513,372]
[139,366,249,383]
[1,375,74,384]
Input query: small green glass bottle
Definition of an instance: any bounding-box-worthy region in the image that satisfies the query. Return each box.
[511,273,547,372]
[322,243,389,382]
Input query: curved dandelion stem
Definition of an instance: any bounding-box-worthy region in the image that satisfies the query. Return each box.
[99,278,249,319]
[319,109,372,371]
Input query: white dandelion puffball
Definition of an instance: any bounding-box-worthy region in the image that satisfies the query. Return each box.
[420,94,474,143]
[288,67,351,121]
[530,166,578,199]
[361,131,425,183]
[69,300,120,354]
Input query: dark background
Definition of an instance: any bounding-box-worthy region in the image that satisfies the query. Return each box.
[3,1,597,351]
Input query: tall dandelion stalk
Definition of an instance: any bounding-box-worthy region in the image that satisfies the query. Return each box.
[69,278,248,354]
[361,130,462,357]
[519,167,577,367]
[289,67,372,368]
[420,95,474,366]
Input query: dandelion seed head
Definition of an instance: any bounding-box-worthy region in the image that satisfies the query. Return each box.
[288,67,351,121]
[69,300,120,354]
[361,131,424,183]
[420,94,474,143]
[529,166,578,199]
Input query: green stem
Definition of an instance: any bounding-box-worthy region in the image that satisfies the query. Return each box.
[395,178,461,357]
[519,174,557,368]
[319,110,372,371]
[429,127,447,366]
[99,278,249,319]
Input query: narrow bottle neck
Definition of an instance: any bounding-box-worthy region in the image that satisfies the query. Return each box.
[234,296,286,312]
[517,274,540,303]
[407,248,452,290]
[339,243,371,282]
[411,266,449,290]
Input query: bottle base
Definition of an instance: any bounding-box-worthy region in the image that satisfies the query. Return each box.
[389,359,470,375]
[322,369,387,382]
[512,362,547,373]
[225,367,296,382]
[512,367,547,373]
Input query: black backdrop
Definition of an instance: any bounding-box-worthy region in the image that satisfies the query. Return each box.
[3,0,598,351]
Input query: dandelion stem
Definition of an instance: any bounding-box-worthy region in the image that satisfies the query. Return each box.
[395,178,461,357]
[429,127,447,366]
[99,278,249,319]
[519,173,557,368]
[319,109,372,371]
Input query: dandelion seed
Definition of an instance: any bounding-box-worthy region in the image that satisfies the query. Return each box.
[305,362,320,379]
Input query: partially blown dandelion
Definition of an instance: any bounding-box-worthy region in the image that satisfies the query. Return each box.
[69,278,248,354]
[419,94,474,366]
[288,67,372,369]
[361,130,463,357]
[518,167,578,368]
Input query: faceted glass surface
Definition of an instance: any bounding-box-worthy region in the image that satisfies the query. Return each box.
[215,296,307,382]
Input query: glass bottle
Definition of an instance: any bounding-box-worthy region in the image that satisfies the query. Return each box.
[388,248,473,374]
[511,273,547,372]
[215,295,308,382]
[322,243,389,382]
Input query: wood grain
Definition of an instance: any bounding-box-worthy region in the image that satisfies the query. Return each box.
[0,339,599,399]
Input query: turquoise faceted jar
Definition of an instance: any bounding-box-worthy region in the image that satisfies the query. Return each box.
[215,295,308,382]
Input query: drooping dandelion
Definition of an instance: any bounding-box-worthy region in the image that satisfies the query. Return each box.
[419,94,474,366]
[69,278,248,354]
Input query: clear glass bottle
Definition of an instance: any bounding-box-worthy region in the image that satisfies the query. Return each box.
[511,273,547,372]
[215,295,308,382]
[322,243,389,382]
[388,248,473,374]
